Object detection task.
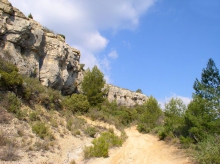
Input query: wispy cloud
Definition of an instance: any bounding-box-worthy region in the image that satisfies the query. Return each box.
[108,50,118,59]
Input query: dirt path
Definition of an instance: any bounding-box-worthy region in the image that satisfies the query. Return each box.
[85,126,192,164]
[0,115,192,164]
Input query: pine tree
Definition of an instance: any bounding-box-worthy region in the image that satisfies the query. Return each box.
[193,58,220,107]
[136,89,143,94]
[186,58,220,141]
[28,13,33,19]
[81,66,106,106]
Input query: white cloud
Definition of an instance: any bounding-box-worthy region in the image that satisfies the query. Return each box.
[9,0,157,79]
[108,50,118,59]
[76,47,99,69]
[159,94,192,110]
[100,57,111,71]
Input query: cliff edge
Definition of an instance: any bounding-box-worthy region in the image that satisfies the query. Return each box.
[0,0,148,106]
[0,0,81,95]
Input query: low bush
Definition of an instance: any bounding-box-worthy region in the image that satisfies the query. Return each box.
[28,13,33,19]
[22,76,63,110]
[195,134,220,164]
[180,136,194,148]
[43,26,55,34]
[29,111,40,121]
[84,136,109,158]
[2,92,25,119]
[84,131,122,159]
[0,106,12,124]
[0,56,23,90]
[137,123,150,133]
[63,94,90,113]
[85,126,97,138]
[32,121,53,140]
[57,34,65,40]
[66,119,73,131]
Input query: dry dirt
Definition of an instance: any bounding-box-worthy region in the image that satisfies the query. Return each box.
[85,126,193,164]
[0,113,193,164]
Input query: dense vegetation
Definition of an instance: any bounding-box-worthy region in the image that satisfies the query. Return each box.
[1,54,219,163]
[154,58,220,163]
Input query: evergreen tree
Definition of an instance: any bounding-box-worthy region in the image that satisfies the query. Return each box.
[185,96,218,142]
[193,58,220,107]
[164,98,186,137]
[136,89,143,94]
[81,66,106,106]
[28,13,33,19]
[186,58,220,141]
[137,96,163,133]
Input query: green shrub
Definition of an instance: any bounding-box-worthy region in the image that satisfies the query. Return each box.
[84,131,122,159]
[158,130,167,140]
[180,136,194,148]
[43,26,55,34]
[29,111,40,121]
[137,96,163,133]
[28,13,33,19]
[3,92,24,118]
[0,56,23,89]
[164,98,186,137]
[136,89,143,93]
[63,94,90,113]
[195,135,220,164]
[66,119,73,131]
[57,34,65,39]
[137,123,150,133]
[32,121,53,140]
[84,135,109,158]
[22,76,63,110]
[85,127,97,138]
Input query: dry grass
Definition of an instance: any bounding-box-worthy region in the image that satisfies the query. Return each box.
[0,106,13,124]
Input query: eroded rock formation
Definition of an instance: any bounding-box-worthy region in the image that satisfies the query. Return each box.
[0,0,81,95]
[0,0,148,106]
[106,84,148,106]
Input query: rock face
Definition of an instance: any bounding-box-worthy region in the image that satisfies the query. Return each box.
[0,0,148,106]
[106,84,148,106]
[0,0,81,95]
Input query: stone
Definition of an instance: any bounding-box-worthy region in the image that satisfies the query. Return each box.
[0,0,81,95]
[106,84,148,106]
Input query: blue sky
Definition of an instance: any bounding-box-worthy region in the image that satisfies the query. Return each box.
[10,0,220,107]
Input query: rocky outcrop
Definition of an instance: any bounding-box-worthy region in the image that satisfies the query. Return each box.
[106,84,148,106]
[0,0,81,95]
[0,0,149,106]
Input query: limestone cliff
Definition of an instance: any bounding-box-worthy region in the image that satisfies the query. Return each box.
[0,0,81,95]
[106,84,148,107]
[0,0,148,106]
